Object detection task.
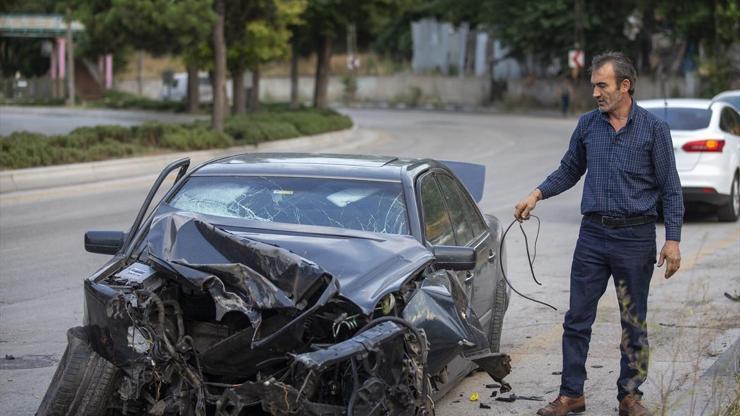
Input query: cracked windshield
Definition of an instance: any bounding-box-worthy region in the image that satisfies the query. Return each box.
[170,176,409,234]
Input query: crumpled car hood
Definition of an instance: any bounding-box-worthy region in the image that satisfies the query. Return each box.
[228,228,434,314]
[144,210,434,315]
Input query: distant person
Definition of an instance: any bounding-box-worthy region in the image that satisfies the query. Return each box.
[559,75,574,116]
[514,52,683,416]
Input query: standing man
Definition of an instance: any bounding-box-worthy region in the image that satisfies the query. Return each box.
[514,52,683,416]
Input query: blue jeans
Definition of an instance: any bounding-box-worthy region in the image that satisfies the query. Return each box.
[560,217,656,401]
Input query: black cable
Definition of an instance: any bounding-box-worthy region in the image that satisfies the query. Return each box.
[518,216,541,285]
[499,215,557,311]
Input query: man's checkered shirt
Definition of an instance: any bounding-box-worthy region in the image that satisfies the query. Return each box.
[538,102,684,241]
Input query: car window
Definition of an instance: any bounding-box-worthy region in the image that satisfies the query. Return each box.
[436,174,478,245]
[169,176,409,235]
[719,107,739,135]
[437,174,488,240]
[419,175,456,246]
[646,107,712,130]
[716,96,740,110]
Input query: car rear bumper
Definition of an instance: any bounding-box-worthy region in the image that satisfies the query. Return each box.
[682,187,729,206]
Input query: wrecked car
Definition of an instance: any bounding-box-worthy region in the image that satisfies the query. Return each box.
[37,153,511,416]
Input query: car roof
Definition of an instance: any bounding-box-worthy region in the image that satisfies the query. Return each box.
[192,152,433,181]
[712,90,740,100]
[638,98,714,109]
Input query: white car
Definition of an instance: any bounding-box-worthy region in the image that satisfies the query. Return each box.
[712,90,740,110]
[640,99,740,221]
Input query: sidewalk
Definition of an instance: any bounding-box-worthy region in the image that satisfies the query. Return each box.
[0,127,380,194]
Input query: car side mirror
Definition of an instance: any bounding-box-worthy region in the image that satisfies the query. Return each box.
[432,246,476,271]
[85,231,127,255]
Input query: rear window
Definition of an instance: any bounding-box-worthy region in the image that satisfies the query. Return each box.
[169,176,409,235]
[646,107,712,130]
[715,96,740,109]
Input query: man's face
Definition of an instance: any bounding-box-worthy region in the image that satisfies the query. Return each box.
[590,62,629,113]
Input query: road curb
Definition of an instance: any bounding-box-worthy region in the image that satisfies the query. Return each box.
[0,127,375,194]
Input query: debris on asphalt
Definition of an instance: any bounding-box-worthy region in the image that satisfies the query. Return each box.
[499,381,512,393]
[469,392,480,401]
[591,364,604,368]
[480,403,492,409]
[452,400,460,403]
[485,383,501,389]
[494,393,546,403]
[515,395,545,401]
[725,292,739,302]
[5,354,15,360]
[552,371,562,375]
[490,391,498,398]
[495,394,516,402]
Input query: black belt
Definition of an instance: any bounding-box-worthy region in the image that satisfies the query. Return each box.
[585,214,656,228]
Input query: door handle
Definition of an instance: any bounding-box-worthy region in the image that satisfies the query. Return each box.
[465,271,475,284]
[488,249,496,263]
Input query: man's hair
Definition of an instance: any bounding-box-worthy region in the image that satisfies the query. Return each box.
[590,52,637,96]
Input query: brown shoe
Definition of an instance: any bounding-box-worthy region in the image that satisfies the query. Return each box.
[619,395,651,416]
[536,395,586,416]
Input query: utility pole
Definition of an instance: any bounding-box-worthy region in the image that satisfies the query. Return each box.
[65,9,75,106]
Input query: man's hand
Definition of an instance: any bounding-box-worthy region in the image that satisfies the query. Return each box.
[514,189,543,222]
[657,240,681,278]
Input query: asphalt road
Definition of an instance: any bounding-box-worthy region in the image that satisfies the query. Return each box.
[0,106,207,136]
[1,108,738,415]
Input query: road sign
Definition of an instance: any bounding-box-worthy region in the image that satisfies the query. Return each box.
[568,50,584,69]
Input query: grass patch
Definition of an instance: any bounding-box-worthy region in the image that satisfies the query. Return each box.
[1,106,352,169]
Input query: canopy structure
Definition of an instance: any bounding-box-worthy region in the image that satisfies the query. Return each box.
[1,14,111,100]
[0,14,84,38]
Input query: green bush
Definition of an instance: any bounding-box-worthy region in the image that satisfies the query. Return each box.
[159,127,233,150]
[93,90,184,112]
[225,116,300,144]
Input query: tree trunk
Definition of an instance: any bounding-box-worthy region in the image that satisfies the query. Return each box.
[65,12,75,106]
[313,35,332,109]
[290,40,300,109]
[137,51,144,96]
[186,63,200,113]
[211,0,226,132]
[248,67,260,112]
[639,6,654,73]
[232,66,246,115]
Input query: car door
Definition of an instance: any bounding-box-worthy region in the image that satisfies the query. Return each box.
[435,173,495,326]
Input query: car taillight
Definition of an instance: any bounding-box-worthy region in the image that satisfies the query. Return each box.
[682,139,725,152]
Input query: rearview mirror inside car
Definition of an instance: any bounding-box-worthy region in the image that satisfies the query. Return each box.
[432,245,476,271]
[84,231,127,255]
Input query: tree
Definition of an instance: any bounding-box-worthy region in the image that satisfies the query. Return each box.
[300,0,404,108]
[108,0,215,111]
[225,0,306,114]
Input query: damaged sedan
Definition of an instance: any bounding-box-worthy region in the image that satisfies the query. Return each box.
[37,153,512,416]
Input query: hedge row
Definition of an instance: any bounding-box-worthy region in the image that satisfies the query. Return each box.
[225,107,353,144]
[0,108,353,169]
[91,90,186,112]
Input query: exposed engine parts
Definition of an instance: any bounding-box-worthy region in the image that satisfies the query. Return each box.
[46,212,510,416]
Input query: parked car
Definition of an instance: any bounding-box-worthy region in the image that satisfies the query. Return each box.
[160,72,234,103]
[712,89,740,110]
[640,99,740,221]
[37,153,511,416]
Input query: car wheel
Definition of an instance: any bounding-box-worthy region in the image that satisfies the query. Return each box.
[717,173,739,222]
[36,327,120,416]
[488,277,508,353]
